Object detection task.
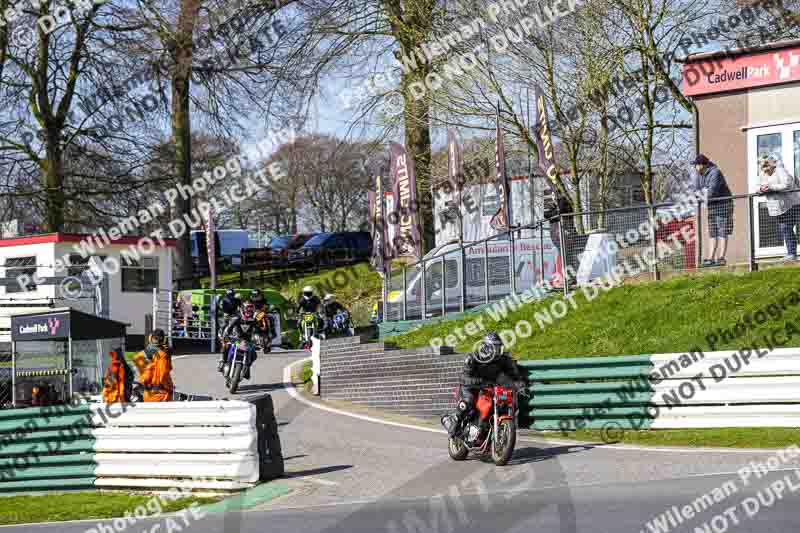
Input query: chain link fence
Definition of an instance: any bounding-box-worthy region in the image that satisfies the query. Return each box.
[384,189,800,322]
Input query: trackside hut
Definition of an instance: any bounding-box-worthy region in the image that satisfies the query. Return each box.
[682,38,800,263]
[0,233,174,346]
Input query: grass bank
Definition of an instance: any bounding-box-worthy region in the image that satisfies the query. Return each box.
[273,262,381,326]
[201,262,381,326]
[554,427,800,448]
[388,268,800,359]
[0,491,218,525]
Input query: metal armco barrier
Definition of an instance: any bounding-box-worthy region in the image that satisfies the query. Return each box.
[0,403,97,492]
[316,336,800,432]
[520,347,800,431]
[0,397,284,492]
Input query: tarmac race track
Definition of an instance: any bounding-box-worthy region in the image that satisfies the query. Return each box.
[8,350,800,533]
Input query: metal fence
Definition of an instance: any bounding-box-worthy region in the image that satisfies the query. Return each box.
[152,289,218,351]
[384,189,800,322]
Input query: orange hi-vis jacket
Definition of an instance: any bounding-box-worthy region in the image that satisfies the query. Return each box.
[138,344,174,402]
[102,352,128,403]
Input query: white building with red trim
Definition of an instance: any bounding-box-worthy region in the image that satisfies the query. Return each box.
[0,233,175,346]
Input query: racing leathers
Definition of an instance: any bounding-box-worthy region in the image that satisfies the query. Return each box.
[219,293,242,339]
[297,294,321,314]
[222,315,259,379]
[297,295,323,331]
[322,301,346,332]
[451,352,524,435]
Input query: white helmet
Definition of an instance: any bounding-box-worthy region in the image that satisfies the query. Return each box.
[302,286,314,299]
[324,293,335,303]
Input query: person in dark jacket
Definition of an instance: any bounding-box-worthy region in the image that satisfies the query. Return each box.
[217,288,242,372]
[441,332,526,437]
[250,288,267,311]
[297,286,324,332]
[689,154,734,267]
[296,286,321,313]
[544,189,578,285]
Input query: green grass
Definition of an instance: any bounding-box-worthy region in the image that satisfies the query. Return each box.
[199,262,382,326]
[276,262,381,326]
[388,268,800,359]
[0,491,219,525]
[556,427,800,448]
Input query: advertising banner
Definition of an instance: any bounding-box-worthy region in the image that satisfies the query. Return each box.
[368,175,388,272]
[389,142,422,260]
[490,109,511,231]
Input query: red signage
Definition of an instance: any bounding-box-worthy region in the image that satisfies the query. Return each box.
[682,45,800,96]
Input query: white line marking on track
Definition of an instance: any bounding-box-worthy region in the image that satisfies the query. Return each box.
[283,357,444,435]
[293,476,340,486]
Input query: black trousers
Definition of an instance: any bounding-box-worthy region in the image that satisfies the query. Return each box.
[457,385,480,414]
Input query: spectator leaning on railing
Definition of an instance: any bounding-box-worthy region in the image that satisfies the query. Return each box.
[689,154,734,267]
[758,154,800,261]
[544,189,577,286]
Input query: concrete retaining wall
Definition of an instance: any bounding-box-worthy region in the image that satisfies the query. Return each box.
[320,336,463,419]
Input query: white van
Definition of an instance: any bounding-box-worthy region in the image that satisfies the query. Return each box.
[385,230,560,321]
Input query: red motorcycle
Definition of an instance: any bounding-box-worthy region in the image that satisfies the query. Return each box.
[445,384,518,466]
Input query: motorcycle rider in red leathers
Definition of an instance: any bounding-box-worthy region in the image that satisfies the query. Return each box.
[442,332,526,437]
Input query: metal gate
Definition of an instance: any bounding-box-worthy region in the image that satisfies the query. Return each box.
[152,289,217,351]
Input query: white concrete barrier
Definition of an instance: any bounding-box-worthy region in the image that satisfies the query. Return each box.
[92,401,260,488]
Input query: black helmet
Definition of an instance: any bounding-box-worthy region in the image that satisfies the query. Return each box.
[150,328,166,345]
[252,288,262,297]
[225,288,235,298]
[475,332,503,364]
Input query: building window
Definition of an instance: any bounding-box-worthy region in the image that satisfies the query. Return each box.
[63,255,107,295]
[5,257,37,293]
[121,257,159,292]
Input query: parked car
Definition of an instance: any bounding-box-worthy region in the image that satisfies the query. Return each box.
[267,234,316,267]
[191,229,252,273]
[288,232,372,268]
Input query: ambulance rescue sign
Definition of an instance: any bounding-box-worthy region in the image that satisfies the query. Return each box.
[682,44,800,96]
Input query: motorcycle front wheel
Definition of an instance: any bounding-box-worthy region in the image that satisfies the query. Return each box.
[491,419,516,466]
[448,436,469,461]
[222,363,231,387]
[228,362,243,394]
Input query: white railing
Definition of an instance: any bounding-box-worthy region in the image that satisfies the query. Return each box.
[152,288,217,350]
